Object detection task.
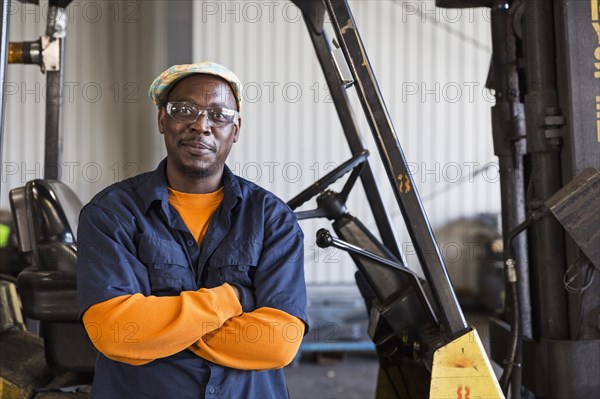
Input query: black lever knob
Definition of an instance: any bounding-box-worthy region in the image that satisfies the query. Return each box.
[316,229,333,248]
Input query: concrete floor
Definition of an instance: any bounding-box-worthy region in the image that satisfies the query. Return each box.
[285,354,379,399]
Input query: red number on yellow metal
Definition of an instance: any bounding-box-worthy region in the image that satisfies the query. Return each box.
[457,385,471,399]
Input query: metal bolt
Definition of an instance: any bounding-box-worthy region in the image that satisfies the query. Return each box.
[413,341,421,353]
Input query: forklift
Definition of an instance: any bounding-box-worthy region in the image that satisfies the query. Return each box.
[0,0,598,398]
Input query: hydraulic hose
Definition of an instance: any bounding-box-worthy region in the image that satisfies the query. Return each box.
[500,217,531,394]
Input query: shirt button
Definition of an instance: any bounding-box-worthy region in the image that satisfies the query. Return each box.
[208,387,216,394]
[186,239,194,247]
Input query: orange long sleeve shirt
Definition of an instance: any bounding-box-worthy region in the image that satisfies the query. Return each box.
[82,284,241,365]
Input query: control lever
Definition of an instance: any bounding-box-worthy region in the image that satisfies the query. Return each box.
[316,228,413,275]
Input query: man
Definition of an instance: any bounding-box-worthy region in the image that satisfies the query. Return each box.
[77,62,308,399]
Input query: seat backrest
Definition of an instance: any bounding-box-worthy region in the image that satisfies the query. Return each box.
[10,180,96,373]
[10,180,82,272]
[9,186,34,256]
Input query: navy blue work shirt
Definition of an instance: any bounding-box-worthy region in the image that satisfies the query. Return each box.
[76,159,308,399]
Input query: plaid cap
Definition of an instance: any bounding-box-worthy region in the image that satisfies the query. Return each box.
[148,62,243,111]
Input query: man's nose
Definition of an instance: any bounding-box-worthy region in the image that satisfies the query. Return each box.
[190,112,211,134]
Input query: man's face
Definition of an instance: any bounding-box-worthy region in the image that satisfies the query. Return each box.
[158,74,240,183]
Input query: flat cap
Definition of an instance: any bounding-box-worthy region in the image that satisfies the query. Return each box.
[148,61,242,111]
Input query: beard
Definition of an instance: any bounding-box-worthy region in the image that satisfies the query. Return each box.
[181,162,210,178]
[179,159,224,179]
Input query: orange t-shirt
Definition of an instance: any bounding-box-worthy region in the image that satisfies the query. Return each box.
[167,186,224,244]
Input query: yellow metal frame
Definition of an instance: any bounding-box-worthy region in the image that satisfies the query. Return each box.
[430,329,504,399]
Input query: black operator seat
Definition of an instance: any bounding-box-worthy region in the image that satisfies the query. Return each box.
[10,180,97,373]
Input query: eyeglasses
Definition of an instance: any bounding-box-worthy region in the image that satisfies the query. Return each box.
[166,102,239,127]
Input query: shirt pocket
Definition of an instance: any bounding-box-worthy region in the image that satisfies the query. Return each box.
[204,241,261,289]
[138,235,194,295]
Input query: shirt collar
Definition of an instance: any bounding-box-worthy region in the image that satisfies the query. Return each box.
[139,158,242,214]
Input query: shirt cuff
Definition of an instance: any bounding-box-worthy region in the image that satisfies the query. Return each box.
[228,283,255,312]
[210,283,243,321]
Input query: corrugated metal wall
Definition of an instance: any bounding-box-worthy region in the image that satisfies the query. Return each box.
[192,1,500,284]
[1,0,168,207]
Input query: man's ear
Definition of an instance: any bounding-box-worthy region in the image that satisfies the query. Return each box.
[158,107,166,134]
[233,116,241,143]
